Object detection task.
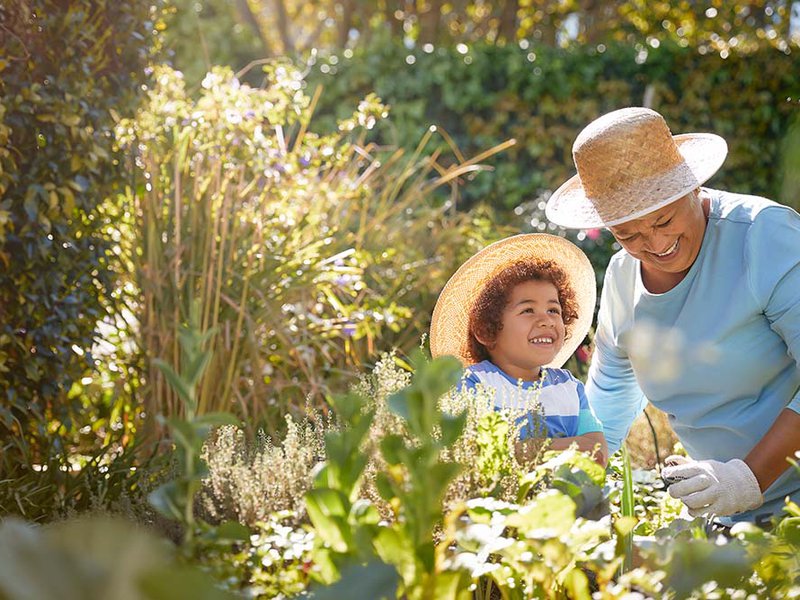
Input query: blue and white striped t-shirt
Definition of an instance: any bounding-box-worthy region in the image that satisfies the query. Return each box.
[462,360,603,440]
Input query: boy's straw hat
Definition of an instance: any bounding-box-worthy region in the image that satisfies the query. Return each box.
[546,107,727,229]
[430,233,596,369]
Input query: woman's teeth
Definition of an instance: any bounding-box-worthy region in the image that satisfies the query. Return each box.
[655,239,679,257]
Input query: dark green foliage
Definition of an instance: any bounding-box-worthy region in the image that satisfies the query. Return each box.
[0,0,160,512]
[307,39,800,213]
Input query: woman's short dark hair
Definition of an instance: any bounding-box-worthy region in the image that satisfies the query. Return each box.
[466,259,579,364]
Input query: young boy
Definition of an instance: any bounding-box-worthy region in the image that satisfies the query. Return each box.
[430,234,607,465]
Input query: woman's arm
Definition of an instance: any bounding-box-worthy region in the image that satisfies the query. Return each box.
[745,408,800,492]
[585,264,648,454]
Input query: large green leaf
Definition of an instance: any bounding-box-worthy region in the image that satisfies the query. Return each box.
[440,411,467,447]
[505,490,576,538]
[148,480,188,521]
[306,488,353,552]
[309,560,398,600]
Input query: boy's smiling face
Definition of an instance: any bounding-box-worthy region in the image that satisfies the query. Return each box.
[479,279,566,381]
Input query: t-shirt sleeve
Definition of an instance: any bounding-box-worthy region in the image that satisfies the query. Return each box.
[457,367,481,393]
[585,259,648,453]
[746,205,800,414]
[574,376,604,435]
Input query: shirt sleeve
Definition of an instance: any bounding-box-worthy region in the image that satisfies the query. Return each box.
[585,259,648,453]
[746,205,800,414]
[574,376,604,435]
[458,367,481,393]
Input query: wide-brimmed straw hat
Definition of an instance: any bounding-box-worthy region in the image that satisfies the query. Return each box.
[546,107,728,229]
[430,234,596,369]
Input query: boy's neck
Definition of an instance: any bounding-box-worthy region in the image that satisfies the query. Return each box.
[488,359,543,383]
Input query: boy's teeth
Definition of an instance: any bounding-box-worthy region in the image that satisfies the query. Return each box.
[531,337,553,343]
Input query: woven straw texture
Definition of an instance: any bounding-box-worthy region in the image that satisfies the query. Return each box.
[430,234,596,369]
[546,107,727,229]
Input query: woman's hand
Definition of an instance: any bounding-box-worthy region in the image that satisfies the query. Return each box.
[662,455,763,516]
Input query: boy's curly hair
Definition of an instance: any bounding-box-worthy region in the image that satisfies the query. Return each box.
[466,259,579,364]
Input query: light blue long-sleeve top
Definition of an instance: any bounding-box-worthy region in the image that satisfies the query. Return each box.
[586,188,800,522]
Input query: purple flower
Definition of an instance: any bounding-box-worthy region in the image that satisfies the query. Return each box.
[333,275,350,287]
[343,323,356,337]
[299,155,311,167]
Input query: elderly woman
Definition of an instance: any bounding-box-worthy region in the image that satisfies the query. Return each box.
[546,107,800,525]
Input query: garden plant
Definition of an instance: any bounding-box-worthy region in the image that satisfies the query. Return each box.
[2,1,800,598]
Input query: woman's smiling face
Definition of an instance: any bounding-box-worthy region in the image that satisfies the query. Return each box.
[608,190,708,279]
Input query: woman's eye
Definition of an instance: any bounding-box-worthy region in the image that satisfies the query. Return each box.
[657,219,672,228]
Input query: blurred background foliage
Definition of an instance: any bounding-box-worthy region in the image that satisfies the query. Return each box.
[164,0,799,86]
[117,62,508,433]
[306,39,800,214]
[0,0,164,518]
[0,0,798,527]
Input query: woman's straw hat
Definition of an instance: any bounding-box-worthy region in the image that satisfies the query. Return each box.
[430,234,596,369]
[546,107,728,229]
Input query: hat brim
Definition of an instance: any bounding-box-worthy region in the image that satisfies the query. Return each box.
[546,133,728,229]
[430,234,596,369]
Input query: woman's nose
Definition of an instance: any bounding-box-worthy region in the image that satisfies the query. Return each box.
[642,231,671,253]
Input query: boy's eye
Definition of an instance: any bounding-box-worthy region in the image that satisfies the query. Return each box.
[548,308,562,315]
[520,308,533,314]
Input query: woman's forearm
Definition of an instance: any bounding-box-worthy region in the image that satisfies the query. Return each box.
[744,408,800,492]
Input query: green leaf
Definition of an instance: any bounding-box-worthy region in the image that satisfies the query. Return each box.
[439,411,467,447]
[506,490,576,538]
[139,565,238,599]
[351,499,381,526]
[620,446,635,519]
[373,528,416,584]
[192,412,239,427]
[563,568,592,600]
[212,520,251,542]
[305,488,353,553]
[166,417,199,452]
[153,358,195,410]
[309,560,398,600]
[148,480,188,522]
[374,472,395,502]
[387,389,412,422]
[328,392,365,422]
[380,435,406,466]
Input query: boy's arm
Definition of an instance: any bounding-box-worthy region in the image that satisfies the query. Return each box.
[548,432,608,466]
[514,432,608,467]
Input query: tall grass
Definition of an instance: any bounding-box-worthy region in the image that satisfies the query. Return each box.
[118,64,514,435]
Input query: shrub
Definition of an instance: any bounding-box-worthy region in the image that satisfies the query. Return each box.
[197,352,541,530]
[197,413,330,527]
[0,0,161,519]
[308,38,800,213]
[118,63,513,432]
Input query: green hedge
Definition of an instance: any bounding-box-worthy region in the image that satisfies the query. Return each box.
[307,39,800,213]
[0,1,159,469]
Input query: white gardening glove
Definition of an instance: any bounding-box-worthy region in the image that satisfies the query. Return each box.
[661,455,763,517]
